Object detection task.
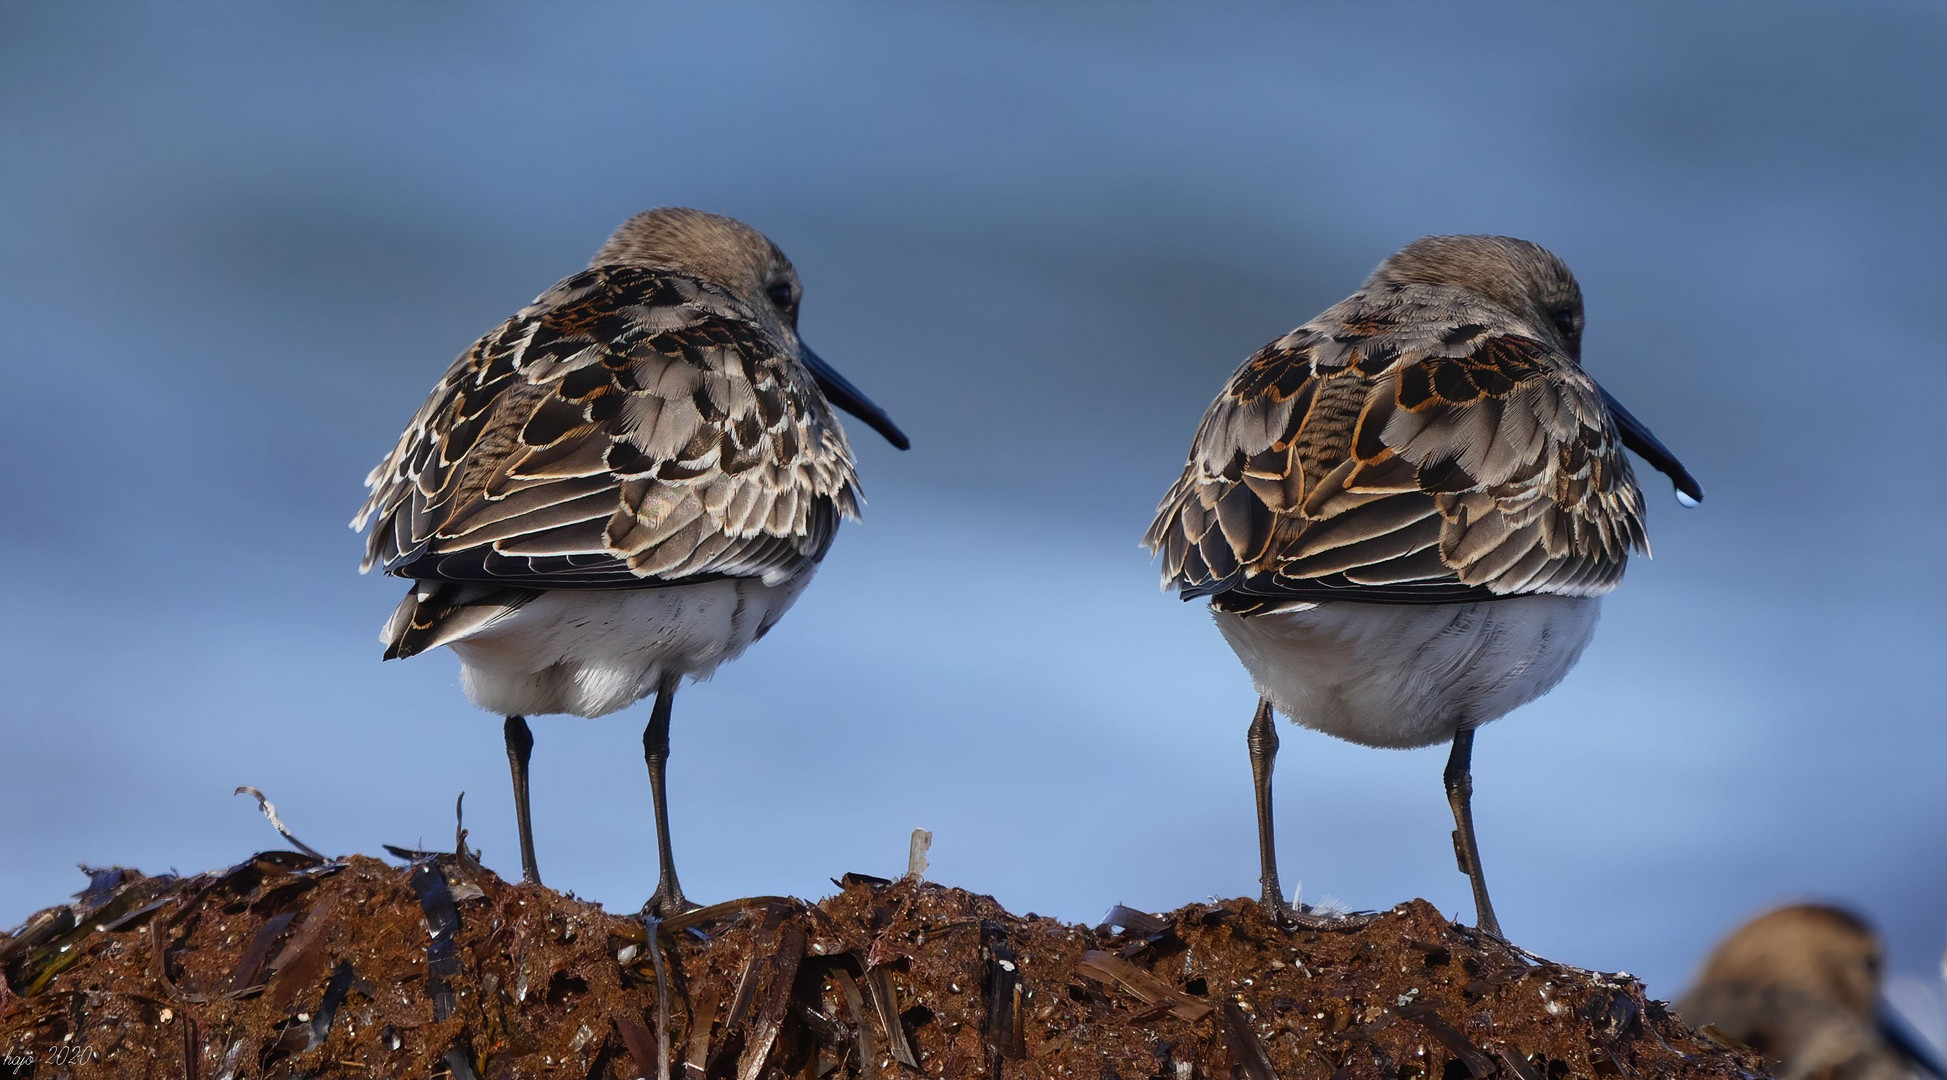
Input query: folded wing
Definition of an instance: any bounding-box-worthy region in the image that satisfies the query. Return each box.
[1144,302,1647,611]
[355,265,861,593]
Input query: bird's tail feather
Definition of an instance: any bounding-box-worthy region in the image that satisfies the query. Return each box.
[382,581,538,660]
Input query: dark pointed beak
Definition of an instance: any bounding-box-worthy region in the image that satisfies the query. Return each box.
[1879,1000,1947,1079]
[802,344,909,450]
[1598,385,1703,506]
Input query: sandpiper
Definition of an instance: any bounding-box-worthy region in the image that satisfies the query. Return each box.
[1144,235,1701,936]
[354,208,909,915]
[1681,904,1947,1079]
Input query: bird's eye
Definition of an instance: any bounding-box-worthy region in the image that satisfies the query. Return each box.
[766,281,796,310]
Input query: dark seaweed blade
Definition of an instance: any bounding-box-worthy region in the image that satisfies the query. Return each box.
[644,916,673,1080]
[1497,1048,1547,1080]
[408,861,462,1021]
[99,896,175,933]
[659,895,792,938]
[77,866,132,915]
[614,1013,661,1080]
[1097,904,1170,938]
[234,787,327,860]
[1399,1001,1496,1077]
[981,919,1025,1072]
[266,895,339,1015]
[14,874,177,995]
[222,910,298,996]
[685,983,725,1078]
[735,920,807,1080]
[303,960,356,1051]
[440,1042,484,1080]
[864,965,919,1069]
[1217,1000,1278,1080]
[707,919,777,1076]
[0,907,76,971]
[831,968,880,1080]
[1075,949,1212,1022]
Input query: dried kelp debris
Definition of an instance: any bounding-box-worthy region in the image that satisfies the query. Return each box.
[1,854,1770,1078]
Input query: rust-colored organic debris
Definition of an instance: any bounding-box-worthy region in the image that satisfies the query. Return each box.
[1,852,1769,1079]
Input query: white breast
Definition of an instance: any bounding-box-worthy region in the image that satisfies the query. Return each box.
[1212,594,1601,749]
[443,574,814,719]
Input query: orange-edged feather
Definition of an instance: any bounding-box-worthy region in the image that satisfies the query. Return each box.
[1145,291,1646,611]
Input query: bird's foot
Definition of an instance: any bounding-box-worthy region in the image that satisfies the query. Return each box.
[640,882,697,921]
[1259,889,1379,932]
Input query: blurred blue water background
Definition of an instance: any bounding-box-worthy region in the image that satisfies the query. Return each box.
[2,2,1942,1011]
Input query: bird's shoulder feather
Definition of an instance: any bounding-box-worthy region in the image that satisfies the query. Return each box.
[1144,284,1647,607]
[354,265,860,591]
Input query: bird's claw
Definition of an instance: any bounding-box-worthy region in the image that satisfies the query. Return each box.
[641,885,697,921]
[1260,893,1380,932]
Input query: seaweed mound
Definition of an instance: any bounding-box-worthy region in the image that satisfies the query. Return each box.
[2,853,1767,1078]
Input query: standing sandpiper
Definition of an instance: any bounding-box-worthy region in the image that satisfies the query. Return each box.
[354,208,909,915]
[1144,236,1700,936]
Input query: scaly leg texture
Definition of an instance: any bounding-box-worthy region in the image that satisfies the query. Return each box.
[1247,699,1288,918]
[504,715,541,885]
[641,672,693,917]
[1444,727,1503,938]
[1250,700,1376,930]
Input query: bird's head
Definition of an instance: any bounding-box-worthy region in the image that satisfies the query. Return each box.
[1372,234,1701,505]
[594,208,908,450]
[1698,904,1884,1020]
[1368,234,1587,360]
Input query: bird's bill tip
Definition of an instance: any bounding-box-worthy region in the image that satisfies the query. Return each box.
[1878,1000,1947,1079]
[1598,385,1703,507]
[802,344,910,450]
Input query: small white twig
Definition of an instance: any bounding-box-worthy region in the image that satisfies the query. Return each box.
[234,786,326,860]
[906,827,932,882]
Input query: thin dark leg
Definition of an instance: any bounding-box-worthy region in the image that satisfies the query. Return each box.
[1246,699,1288,918]
[642,672,692,917]
[504,715,541,885]
[1248,700,1375,931]
[1444,728,1502,938]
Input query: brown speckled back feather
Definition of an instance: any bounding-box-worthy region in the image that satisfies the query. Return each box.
[1145,239,1648,610]
[354,264,860,592]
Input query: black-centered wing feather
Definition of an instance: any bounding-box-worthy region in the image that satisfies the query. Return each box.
[1144,286,1647,611]
[355,265,861,592]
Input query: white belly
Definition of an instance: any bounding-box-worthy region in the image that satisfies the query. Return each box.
[444,575,812,719]
[1213,595,1601,749]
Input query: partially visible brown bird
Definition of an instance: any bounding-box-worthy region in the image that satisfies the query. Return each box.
[1680,904,1946,1080]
